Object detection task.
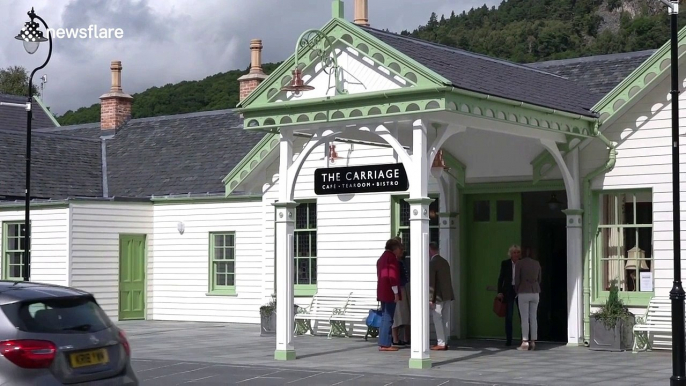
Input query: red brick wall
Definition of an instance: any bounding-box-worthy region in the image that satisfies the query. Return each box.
[101,97,132,130]
[240,79,262,101]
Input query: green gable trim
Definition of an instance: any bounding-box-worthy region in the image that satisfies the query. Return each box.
[241,86,596,139]
[237,17,450,111]
[223,133,279,196]
[593,25,686,125]
[33,96,60,127]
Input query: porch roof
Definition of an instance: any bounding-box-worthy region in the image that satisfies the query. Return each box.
[361,27,598,118]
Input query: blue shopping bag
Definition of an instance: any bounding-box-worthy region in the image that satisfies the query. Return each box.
[366,309,382,328]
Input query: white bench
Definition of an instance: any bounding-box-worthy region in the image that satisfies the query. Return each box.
[632,296,682,353]
[328,294,380,340]
[294,292,351,336]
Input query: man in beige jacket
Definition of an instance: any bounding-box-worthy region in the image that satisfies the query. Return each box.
[429,242,455,350]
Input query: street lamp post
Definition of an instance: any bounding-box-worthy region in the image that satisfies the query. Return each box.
[0,7,52,282]
[657,0,686,384]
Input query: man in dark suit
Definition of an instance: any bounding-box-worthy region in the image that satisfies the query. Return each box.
[497,245,522,346]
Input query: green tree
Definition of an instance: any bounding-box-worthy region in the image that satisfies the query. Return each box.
[0,66,40,97]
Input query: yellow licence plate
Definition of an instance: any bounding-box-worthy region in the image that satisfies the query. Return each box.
[69,348,109,368]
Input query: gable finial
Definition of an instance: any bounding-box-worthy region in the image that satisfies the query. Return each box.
[332,0,344,19]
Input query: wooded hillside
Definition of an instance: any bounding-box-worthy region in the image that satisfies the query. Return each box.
[55,0,683,125]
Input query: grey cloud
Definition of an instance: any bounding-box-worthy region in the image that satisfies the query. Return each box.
[0,0,499,116]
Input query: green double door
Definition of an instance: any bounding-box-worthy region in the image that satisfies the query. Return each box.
[465,193,521,339]
[119,234,147,320]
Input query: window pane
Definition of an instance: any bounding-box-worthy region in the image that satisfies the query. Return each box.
[310,232,317,258]
[215,234,225,247]
[600,194,621,225]
[225,247,235,260]
[8,237,19,251]
[226,234,235,247]
[216,273,226,286]
[296,232,311,257]
[496,200,514,222]
[296,258,311,285]
[226,274,235,286]
[400,200,410,227]
[311,258,317,284]
[473,200,490,222]
[399,229,410,257]
[7,224,19,238]
[9,264,22,279]
[227,261,235,274]
[215,247,225,260]
[296,205,308,229]
[430,228,439,246]
[9,252,22,265]
[308,203,317,229]
[625,201,652,225]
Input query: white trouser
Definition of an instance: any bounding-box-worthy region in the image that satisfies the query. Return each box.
[431,301,451,346]
[518,292,540,341]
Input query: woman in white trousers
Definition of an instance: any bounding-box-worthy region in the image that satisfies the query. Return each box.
[514,249,542,351]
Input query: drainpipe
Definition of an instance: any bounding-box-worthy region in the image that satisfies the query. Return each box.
[582,133,617,344]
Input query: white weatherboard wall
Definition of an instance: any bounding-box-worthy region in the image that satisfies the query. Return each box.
[69,202,153,320]
[260,141,442,334]
[580,68,686,301]
[0,207,69,285]
[151,199,263,323]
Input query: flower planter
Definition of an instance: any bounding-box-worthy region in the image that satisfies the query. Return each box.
[260,304,300,337]
[589,313,635,352]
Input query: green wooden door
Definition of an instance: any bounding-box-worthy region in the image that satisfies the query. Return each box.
[465,193,522,339]
[119,234,146,320]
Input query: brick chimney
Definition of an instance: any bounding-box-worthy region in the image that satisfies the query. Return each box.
[99,60,133,131]
[354,0,369,27]
[238,39,268,101]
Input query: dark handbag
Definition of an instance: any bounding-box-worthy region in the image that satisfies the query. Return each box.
[493,296,506,318]
[366,309,382,328]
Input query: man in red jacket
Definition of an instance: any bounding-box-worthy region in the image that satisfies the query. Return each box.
[377,238,402,351]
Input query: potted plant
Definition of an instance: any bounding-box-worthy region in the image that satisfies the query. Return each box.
[260,295,277,336]
[589,281,635,351]
[259,294,302,336]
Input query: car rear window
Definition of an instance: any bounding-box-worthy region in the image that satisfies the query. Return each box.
[7,296,113,333]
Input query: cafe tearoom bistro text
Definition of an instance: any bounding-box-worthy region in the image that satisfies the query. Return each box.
[47,25,124,39]
[319,169,402,189]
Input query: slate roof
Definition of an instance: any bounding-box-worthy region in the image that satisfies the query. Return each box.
[36,110,267,198]
[0,94,58,132]
[361,27,599,117]
[526,49,657,105]
[0,129,102,199]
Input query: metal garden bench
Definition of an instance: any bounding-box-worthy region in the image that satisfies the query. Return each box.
[632,296,682,353]
[294,292,352,336]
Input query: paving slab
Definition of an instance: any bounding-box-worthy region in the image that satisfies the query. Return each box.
[118,320,674,385]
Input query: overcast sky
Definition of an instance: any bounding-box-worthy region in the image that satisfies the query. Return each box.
[0,0,499,115]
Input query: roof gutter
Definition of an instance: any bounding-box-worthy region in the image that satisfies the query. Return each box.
[444,86,599,122]
[581,132,617,345]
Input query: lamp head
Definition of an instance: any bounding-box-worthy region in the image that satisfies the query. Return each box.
[281,69,314,95]
[15,8,48,55]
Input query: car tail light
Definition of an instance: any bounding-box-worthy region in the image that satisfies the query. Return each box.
[0,340,56,369]
[118,330,131,356]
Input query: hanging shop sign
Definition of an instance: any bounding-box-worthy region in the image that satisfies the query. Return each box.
[314,163,409,195]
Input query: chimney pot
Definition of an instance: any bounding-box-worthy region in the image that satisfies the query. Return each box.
[100,60,133,132]
[239,38,268,102]
[354,0,369,27]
